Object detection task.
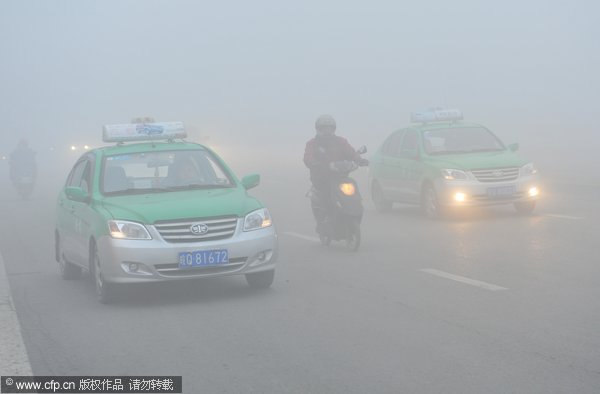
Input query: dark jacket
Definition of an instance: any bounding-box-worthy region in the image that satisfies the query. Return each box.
[9,147,36,182]
[303,135,361,188]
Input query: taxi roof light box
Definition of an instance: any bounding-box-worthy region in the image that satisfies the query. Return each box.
[103,121,187,143]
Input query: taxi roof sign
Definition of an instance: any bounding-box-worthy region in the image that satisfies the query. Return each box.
[411,108,463,123]
[103,121,187,143]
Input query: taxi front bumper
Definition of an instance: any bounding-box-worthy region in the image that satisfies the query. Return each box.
[96,219,277,284]
[433,174,540,207]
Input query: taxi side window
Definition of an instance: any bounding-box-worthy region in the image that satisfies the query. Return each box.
[382,130,405,157]
[67,160,91,193]
[399,130,419,158]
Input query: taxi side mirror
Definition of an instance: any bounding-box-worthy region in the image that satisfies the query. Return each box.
[508,143,519,152]
[357,145,367,155]
[65,186,89,202]
[241,174,260,190]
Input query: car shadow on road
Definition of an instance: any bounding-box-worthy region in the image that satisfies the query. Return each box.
[368,203,543,223]
[82,273,277,308]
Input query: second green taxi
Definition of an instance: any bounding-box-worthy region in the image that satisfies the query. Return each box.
[369,109,540,218]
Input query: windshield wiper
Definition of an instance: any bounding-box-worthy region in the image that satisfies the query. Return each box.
[429,150,472,155]
[165,183,231,191]
[467,148,504,153]
[106,187,169,195]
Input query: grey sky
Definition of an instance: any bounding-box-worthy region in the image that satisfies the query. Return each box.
[1,0,598,164]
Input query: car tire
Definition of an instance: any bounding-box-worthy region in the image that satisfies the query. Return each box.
[371,180,392,213]
[56,233,82,280]
[90,245,116,304]
[245,270,275,289]
[514,201,536,215]
[421,183,445,219]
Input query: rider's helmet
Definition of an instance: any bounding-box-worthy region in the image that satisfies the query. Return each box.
[315,114,336,137]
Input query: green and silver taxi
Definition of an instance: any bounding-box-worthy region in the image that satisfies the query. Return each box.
[55,122,277,303]
[369,109,540,218]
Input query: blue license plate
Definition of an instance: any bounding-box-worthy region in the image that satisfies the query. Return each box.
[487,185,516,198]
[178,249,229,268]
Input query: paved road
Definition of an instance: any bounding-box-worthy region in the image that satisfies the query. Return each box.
[0,154,599,393]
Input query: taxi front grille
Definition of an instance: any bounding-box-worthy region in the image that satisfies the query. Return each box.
[154,216,238,243]
[471,167,519,183]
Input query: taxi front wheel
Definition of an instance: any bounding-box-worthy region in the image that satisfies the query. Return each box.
[91,247,116,304]
[421,184,445,219]
[246,270,275,289]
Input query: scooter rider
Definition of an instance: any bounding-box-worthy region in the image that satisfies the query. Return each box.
[303,114,368,229]
[9,139,37,184]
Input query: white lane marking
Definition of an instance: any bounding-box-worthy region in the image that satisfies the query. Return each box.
[420,268,508,291]
[544,214,583,220]
[284,231,320,242]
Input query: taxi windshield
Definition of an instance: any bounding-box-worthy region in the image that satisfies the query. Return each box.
[102,149,234,195]
[422,127,505,155]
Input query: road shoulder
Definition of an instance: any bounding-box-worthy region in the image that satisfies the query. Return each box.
[0,250,33,375]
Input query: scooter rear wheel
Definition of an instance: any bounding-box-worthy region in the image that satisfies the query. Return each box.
[346,222,361,252]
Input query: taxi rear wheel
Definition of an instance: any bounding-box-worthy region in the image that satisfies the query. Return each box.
[55,233,81,280]
[90,246,116,304]
[371,181,392,213]
[514,201,536,215]
[246,270,275,289]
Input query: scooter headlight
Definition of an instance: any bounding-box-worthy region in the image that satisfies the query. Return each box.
[339,183,356,196]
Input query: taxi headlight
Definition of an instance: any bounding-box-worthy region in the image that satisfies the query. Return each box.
[442,169,468,181]
[108,220,151,240]
[521,162,538,176]
[243,208,273,231]
[454,192,467,202]
[528,186,540,197]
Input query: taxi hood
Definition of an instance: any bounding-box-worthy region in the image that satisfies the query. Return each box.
[425,150,528,170]
[101,187,262,223]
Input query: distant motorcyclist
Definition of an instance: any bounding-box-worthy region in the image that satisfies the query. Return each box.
[303,115,368,228]
[9,139,37,185]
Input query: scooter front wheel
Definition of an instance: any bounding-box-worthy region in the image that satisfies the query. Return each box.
[346,222,361,252]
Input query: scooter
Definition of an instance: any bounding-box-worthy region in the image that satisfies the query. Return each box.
[309,146,368,251]
[12,169,36,199]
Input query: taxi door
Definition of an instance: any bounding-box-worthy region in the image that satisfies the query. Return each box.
[70,158,94,266]
[377,130,405,201]
[396,130,424,204]
[58,158,93,266]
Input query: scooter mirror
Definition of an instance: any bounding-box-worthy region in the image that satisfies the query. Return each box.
[356,145,367,155]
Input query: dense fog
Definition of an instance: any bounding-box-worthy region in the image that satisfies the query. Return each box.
[1,0,599,182]
[1,2,600,393]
